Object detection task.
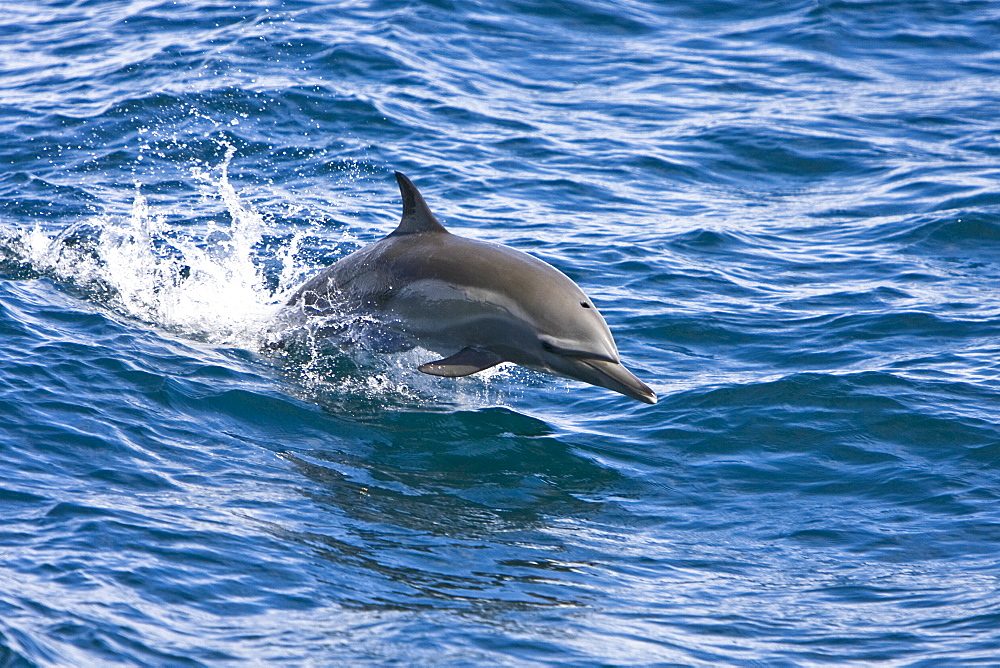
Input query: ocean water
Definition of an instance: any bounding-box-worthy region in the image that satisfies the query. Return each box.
[2,0,1000,664]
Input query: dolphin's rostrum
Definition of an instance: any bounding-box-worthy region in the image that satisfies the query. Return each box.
[285,172,656,404]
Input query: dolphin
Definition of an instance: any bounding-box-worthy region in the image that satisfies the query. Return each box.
[284,172,656,404]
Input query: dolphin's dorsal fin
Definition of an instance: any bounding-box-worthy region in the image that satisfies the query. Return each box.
[390,172,449,236]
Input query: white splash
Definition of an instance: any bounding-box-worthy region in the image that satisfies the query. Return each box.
[18,146,307,349]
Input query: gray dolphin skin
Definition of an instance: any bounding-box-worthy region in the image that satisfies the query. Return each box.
[285,172,656,404]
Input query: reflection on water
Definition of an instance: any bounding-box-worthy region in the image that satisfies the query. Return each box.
[266,408,625,612]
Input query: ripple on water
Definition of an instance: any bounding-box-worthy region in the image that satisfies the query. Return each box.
[3,0,1000,664]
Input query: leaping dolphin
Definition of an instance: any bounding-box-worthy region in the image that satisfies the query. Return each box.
[284,172,656,404]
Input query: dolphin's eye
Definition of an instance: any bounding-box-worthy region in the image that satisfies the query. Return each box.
[580,302,591,309]
[540,340,556,353]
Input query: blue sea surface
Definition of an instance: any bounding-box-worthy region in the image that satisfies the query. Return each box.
[2,0,1000,665]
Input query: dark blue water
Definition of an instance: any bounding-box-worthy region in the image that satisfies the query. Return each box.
[2,1,1000,664]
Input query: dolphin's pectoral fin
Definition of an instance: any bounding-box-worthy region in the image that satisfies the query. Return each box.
[418,347,505,377]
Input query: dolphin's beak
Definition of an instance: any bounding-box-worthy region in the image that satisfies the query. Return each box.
[565,357,657,404]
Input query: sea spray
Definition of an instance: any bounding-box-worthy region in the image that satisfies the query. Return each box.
[13,146,303,349]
